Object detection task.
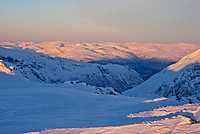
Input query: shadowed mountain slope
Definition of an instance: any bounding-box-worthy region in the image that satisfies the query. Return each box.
[123,49,200,98]
[0,47,143,92]
[1,42,199,80]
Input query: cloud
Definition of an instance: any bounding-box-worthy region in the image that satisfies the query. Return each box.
[1,0,200,43]
[70,0,200,43]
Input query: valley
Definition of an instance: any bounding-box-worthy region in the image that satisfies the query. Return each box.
[0,43,200,134]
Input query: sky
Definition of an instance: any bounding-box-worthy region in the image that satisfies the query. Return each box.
[0,0,200,43]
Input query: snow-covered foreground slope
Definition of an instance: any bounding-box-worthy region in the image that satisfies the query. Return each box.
[0,47,143,92]
[28,113,200,134]
[0,82,200,134]
[123,49,200,99]
[1,42,200,80]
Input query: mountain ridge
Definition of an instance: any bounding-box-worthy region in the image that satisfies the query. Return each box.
[1,42,199,80]
[0,47,143,92]
[123,49,200,98]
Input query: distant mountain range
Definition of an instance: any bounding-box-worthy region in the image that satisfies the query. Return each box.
[1,41,199,80]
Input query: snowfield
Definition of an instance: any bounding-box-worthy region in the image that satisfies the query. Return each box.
[0,81,200,134]
[27,115,200,134]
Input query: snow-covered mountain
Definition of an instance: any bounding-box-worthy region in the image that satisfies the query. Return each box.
[1,41,200,80]
[123,49,200,99]
[2,41,199,62]
[0,47,143,92]
[0,60,29,83]
[1,44,200,134]
[0,61,120,96]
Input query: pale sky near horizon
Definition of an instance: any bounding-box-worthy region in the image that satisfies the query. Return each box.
[0,0,200,43]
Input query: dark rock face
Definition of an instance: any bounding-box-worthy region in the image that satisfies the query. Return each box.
[156,63,200,98]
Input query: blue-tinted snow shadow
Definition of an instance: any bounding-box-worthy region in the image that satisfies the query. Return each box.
[89,58,174,81]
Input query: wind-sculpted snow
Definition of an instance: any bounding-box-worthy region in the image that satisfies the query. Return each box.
[1,83,199,134]
[27,116,200,134]
[1,41,200,80]
[123,49,200,99]
[0,47,143,92]
[127,103,200,119]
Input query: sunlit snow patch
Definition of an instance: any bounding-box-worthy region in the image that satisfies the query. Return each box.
[143,97,167,103]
